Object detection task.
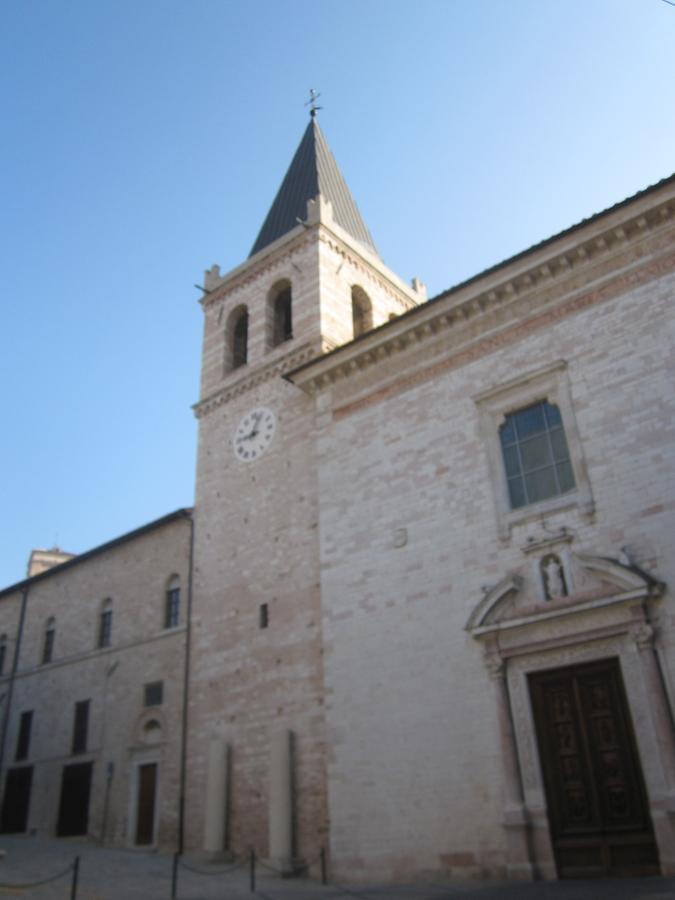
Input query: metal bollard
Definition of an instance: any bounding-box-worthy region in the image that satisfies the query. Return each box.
[70,856,80,900]
[171,852,179,899]
[249,848,256,893]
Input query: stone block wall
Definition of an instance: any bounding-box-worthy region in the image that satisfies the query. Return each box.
[0,511,192,849]
[307,206,675,879]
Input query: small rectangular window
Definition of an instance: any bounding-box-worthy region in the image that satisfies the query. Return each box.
[259,603,269,629]
[72,700,90,755]
[15,711,33,761]
[0,638,6,676]
[144,681,163,707]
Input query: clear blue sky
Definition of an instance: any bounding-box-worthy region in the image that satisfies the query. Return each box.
[1,0,674,587]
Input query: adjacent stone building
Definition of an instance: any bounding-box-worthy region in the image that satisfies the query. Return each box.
[1,115,674,882]
[0,510,192,849]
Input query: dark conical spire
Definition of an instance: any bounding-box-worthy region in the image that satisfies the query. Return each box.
[249,119,378,258]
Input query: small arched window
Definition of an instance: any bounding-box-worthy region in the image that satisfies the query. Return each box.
[0,634,6,676]
[231,308,249,369]
[42,617,55,664]
[270,282,293,347]
[165,575,180,629]
[351,286,373,338]
[98,599,113,649]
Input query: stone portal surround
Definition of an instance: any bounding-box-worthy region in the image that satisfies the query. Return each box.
[484,598,675,879]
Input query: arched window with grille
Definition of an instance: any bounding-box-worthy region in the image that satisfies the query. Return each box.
[269,281,293,347]
[165,575,180,629]
[351,286,373,338]
[42,617,55,664]
[230,307,249,370]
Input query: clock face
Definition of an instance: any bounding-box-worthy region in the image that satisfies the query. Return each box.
[233,406,276,463]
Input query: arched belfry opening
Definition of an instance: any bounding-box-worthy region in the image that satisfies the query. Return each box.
[226,306,249,371]
[351,286,373,338]
[268,281,293,348]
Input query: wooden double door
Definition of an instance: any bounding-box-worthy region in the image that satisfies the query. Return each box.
[529,658,659,878]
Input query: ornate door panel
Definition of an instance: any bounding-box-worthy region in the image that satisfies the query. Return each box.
[529,659,659,877]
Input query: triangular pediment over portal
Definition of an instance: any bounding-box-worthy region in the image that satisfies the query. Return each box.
[466,549,664,637]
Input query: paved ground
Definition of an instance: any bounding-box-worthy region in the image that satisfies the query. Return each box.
[0,836,674,900]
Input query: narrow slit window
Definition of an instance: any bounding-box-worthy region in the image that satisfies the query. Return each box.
[72,700,90,755]
[15,710,33,761]
[98,600,112,648]
[42,618,55,664]
[272,287,293,345]
[232,310,249,369]
[259,603,269,629]
[165,575,180,629]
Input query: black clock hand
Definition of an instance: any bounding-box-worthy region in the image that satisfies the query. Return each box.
[240,414,263,441]
[249,412,263,437]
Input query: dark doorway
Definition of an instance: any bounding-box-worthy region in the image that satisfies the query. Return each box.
[57,762,93,837]
[135,763,157,845]
[529,658,659,878]
[0,766,33,833]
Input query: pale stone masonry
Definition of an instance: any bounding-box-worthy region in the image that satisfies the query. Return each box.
[0,510,192,849]
[27,548,75,578]
[1,117,675,884]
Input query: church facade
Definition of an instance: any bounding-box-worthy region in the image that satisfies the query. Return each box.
[1,118,674,882]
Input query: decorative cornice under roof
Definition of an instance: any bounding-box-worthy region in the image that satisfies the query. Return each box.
[285,189,675,395]
[0,509,193,600]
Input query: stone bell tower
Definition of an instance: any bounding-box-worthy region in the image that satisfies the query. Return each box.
[186,113,424,865]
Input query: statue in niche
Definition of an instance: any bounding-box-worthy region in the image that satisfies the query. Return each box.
[541,553,568,601]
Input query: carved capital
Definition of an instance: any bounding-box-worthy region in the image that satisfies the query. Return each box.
[484,652,505,681]
[632,622,655,651]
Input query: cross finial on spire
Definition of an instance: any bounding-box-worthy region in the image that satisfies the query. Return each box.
[305,88,323,118]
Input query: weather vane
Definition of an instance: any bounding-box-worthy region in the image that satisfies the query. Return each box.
[305,89,323,118]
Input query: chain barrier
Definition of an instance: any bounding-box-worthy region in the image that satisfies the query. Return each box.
[0,855,79,897]
[251,861,375,900]
[169,845,381,900]
[253,858,287,876]
[171,851,252,897]
[254,847,325,877]
[316,885,373,900]
[177,855,245,877]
